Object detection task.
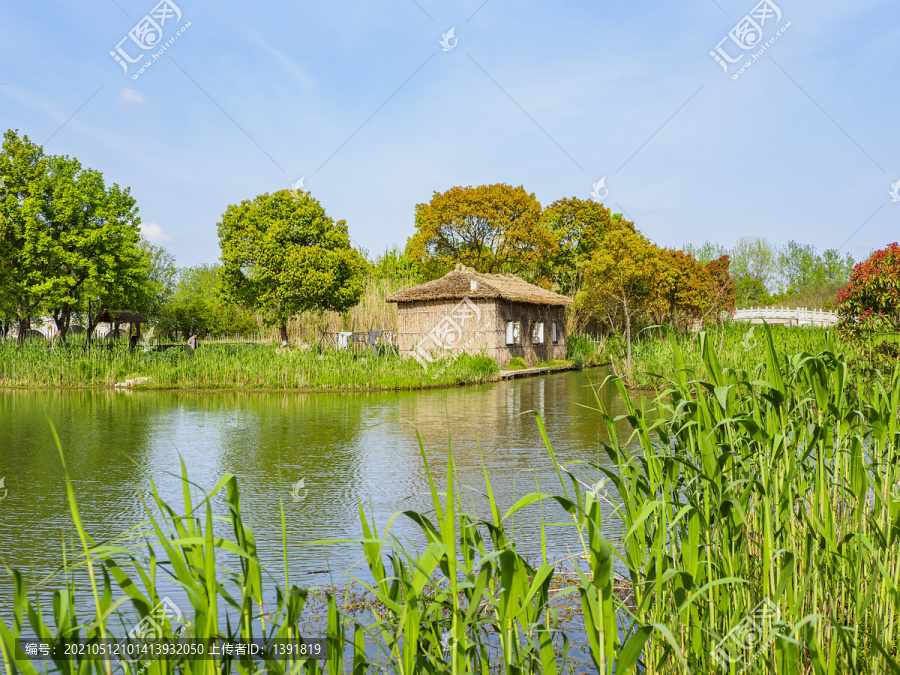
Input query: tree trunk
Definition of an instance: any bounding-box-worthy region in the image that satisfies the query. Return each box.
[279,323,289,345]
[17,317,29,345]
[53,302,71,344]
[624,306,632,379]
[86,298,99,343]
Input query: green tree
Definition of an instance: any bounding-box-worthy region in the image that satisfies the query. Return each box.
[730,236,779,293]
[681,241,728,264]
[736,277,771,306]
[218,190,366,343]
[541,197,633,295]
[77,240,177,339]
[406,184,554,280]
[775,242,854,308]
[778,240,820,295]
[131,240,178,318]
[43,153,145,341]
[157,264,258,340]
[0,130,56,341]
[836,242,900,369]
[0,130,146,343]
[576,227,662,377]
[821,248,855,286]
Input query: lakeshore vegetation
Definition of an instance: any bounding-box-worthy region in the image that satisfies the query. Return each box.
[3,126,900,673]
[4,128,894,395]
[3,330,900,673]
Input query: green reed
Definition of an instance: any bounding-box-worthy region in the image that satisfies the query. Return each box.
[2,326,899,673]
[0,337,499,390]
[609,321,834,389]
[590,327,900,672]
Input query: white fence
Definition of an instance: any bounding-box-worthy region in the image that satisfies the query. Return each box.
[732,307,838,327]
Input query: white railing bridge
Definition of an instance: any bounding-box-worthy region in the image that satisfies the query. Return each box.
[732,307,838,327]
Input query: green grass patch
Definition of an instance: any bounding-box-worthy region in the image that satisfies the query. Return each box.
[533,359,570,368]
[0,337,499,390]
[506,356,528,370]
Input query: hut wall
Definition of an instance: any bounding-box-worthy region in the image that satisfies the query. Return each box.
[395,299,501,362]
[493,301,567,366]
[395,299,568,367]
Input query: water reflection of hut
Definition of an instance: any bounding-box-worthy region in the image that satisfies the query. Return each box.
[386,264,572,366]
[95,309,147,339]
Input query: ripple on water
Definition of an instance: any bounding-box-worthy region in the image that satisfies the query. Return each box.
[0,369,631,619]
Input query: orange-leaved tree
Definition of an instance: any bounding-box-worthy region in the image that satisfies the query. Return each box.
[653,249,714,330]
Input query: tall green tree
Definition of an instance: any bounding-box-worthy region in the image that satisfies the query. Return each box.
[0,130,146,342]
[730,236,779,294]
[0,130,56,341]
[218,190,366,343]
[777,241,854,298]
[406,184,554,280]
[43,153,145,341]
[541,197,633,295]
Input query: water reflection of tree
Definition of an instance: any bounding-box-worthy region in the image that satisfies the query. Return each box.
[0,371,650,600]
[0,389,162,614]
[390,368,640,557]
[181,390,374,580]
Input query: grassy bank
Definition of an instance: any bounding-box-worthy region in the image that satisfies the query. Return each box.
[3,328,900,673]
[0,338,499,390]
[0,330,607,391]
[609,321,834,388]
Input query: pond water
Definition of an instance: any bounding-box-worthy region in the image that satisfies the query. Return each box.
[0,368,644,619]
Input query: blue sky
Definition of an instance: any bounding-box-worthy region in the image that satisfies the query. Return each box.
[2,0,898,267]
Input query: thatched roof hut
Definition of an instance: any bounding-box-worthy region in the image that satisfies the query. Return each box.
[386,265,572,307]
[387,265,572,367]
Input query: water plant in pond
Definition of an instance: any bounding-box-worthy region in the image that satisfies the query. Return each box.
[0,336,499,391]
[609,320,835,389]
[3,326,900,673]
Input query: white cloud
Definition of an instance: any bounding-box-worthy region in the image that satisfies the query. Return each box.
[140,222,171,244]
[117,88,149,106]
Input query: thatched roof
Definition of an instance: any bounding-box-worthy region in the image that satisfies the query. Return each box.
[386,264,573,307]
[95,309,148,324]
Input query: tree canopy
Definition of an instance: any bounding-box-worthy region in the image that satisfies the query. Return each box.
[575,227,663,375]
[218,190,367,342]
[540,197,633,296]
[0,129,145,341]
[406,184,554,280]
[836,242,900,368]
[156,264,257,340]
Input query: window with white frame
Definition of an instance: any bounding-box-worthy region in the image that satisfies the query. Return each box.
[505,321,521,345]
[551,322,558,344]
[531,322,545,344]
